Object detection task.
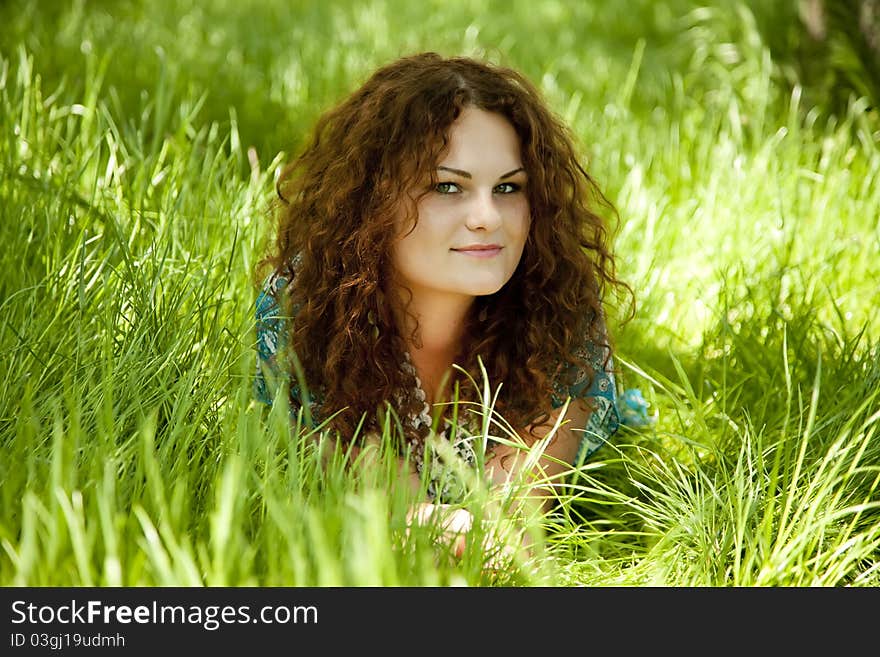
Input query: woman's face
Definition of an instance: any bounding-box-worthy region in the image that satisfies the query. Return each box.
[390,107,530,306]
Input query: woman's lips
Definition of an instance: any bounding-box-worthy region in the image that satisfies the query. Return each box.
[452,246,503,258]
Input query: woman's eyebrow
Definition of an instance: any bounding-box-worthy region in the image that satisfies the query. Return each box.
[437,165,526,179]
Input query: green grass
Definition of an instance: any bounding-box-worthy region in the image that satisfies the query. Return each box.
[1,0,878,586]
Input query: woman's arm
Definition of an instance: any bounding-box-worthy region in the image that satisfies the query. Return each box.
[331,434,475,557]
[321,433,423,495]
[407,400,595,564]
[331,401,598,561]
[483,397,593,513]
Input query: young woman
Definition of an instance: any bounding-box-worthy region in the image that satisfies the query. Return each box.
[254,52,631,552]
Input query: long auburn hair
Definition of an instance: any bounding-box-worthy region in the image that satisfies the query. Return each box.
[257,51,631,450]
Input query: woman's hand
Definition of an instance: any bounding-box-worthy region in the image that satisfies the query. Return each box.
[405,502,529,572]
[405,502,473,558]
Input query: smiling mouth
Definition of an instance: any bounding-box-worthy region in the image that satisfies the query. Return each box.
[452,246,503,257]
[451,245,503,252]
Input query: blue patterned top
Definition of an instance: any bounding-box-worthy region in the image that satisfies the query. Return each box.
[254,265,621,500]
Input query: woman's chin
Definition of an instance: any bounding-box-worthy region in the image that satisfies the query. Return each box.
[464,282,506,297]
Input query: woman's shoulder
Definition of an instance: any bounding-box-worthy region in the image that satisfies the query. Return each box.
[549,306,616,406]
[255,254,302,322]
[255,257,301,362]
[547,307,621,462]
[256,272,288,315]
[254,254,324,417]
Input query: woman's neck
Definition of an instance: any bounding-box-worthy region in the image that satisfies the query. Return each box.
[390,288,474,403]
[393,290,471,351]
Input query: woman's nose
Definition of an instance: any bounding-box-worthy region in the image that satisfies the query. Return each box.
[465,190,502,231]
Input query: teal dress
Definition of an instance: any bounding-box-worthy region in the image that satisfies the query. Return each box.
[254,265,622,501]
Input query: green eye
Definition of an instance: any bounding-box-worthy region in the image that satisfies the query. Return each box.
[435,182,460,194]
[494,182,521,193]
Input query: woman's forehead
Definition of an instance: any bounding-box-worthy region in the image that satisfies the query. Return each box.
[434,109,523,172]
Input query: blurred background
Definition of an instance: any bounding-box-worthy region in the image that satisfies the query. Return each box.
[3,1,878,160]
[3,0,878,158]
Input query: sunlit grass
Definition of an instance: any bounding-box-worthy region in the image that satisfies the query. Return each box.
[1,0,878,586]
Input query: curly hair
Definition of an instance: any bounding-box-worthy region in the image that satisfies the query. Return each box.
[257,51,631,450]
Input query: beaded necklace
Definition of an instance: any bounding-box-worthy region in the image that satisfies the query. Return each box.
[400,349,494,503]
